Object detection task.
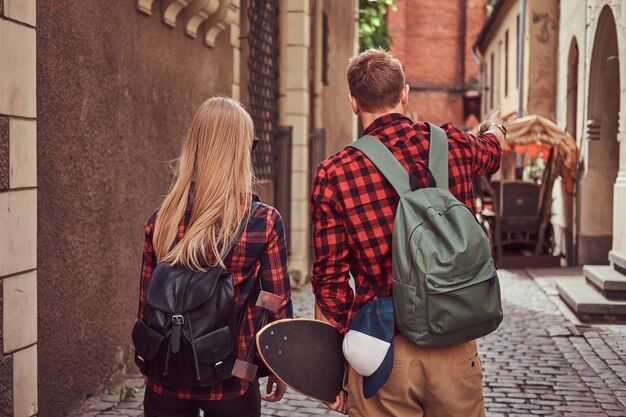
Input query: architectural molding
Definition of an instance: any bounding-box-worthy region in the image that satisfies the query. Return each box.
[136,0,239,47]
[162,0,190,27]
[136,0,155,15]
[185,0,220,38]
[203,0,239,47]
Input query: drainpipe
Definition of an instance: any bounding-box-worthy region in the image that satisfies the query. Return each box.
[458,0,468,87]
[517,0,527,117]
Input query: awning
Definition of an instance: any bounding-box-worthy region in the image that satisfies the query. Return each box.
[504,114,578,193]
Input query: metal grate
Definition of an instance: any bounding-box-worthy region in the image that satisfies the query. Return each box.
[247,0,280,181]
[309,128,327,183]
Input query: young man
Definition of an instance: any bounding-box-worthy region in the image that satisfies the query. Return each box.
[310,49,505,416]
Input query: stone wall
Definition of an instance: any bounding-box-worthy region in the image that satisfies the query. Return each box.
[0,0,38,416]
[555,0,626,265]
[36,1,233,416]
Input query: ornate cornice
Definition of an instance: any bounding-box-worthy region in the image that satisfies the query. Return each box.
[136,0,239,48]
[185,0,220,38]
[203,0,239,47]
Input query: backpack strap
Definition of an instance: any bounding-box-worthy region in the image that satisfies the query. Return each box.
[426,122,449,190]
[349,136,412,196]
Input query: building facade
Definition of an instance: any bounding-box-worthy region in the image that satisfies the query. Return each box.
[554,0,626,318]
[387,0,490,128]
[0,1,357,416]
[556,0,624,267]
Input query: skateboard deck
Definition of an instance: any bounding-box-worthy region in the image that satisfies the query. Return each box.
[256,318,344,403]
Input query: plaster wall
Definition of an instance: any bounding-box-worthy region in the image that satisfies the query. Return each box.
[36,1,233,416]
[525,0,559,119]
[322,0,357,156]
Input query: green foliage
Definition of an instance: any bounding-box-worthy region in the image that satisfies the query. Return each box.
[111,386,140,403]
[359,0,395,52]
[486,0,499,16]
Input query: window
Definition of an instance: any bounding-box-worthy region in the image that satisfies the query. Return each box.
[505,30,509,97]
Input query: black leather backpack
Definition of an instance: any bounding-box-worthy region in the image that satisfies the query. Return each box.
[132,203,259,388]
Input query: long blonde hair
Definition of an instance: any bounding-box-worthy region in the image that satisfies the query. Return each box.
[153,97,255,270]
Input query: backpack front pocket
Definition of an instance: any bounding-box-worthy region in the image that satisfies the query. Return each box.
[131,319,166,377]
[425,258,501,335]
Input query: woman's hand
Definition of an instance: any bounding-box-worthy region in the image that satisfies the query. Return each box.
[262,374,287,402]
[323,390,348,414]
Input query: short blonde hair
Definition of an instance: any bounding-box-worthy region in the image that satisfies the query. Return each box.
[347,49,406,113]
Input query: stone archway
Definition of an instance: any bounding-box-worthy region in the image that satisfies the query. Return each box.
[578,5,620,264]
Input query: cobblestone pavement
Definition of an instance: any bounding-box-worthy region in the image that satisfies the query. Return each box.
[74,269,626,417]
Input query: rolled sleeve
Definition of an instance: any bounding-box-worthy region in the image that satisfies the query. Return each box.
[468,131,502,177]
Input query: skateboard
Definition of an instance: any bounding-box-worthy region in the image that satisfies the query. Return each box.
[256,318,345,403]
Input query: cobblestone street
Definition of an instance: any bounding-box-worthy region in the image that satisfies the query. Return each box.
[75,270,626,417]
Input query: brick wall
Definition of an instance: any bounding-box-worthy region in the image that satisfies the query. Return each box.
[388,0,489,127]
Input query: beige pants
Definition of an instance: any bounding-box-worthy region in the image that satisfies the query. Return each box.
[347,334,486,417]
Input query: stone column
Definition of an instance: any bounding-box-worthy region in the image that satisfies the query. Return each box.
[609,113,626,272]
[279,0,311,283]
[0,2,38,417]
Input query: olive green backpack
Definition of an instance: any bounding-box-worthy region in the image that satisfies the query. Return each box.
[349,123,503,348]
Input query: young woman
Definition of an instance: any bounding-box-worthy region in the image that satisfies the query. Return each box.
[138,97,292,417]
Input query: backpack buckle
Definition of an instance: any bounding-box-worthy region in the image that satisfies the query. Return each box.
[172,314,184,325]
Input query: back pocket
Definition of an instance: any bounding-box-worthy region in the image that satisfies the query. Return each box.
[426,258,501,335]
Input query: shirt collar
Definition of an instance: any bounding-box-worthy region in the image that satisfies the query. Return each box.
[362,113,413,136]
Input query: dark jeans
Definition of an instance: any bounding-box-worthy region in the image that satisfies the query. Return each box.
[143,381,261,417]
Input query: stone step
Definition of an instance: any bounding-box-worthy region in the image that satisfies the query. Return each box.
[584,265,626,300]
[556,279,626,324]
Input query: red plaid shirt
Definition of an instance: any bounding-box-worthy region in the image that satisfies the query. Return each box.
[139,197,293,400]
[310,113,501,333]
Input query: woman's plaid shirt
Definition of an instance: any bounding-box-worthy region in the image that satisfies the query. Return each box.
[310,113,502,333]
[138,198,293,400]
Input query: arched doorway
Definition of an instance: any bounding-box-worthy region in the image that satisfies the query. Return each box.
[578,6,620,264]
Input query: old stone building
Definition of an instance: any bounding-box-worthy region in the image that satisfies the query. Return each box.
[554,0,626,321]
[388,0,490,128]
[0,1,357,416]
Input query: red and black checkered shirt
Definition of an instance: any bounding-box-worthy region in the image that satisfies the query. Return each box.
[139,197,293,400]
[310,113,501,333]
